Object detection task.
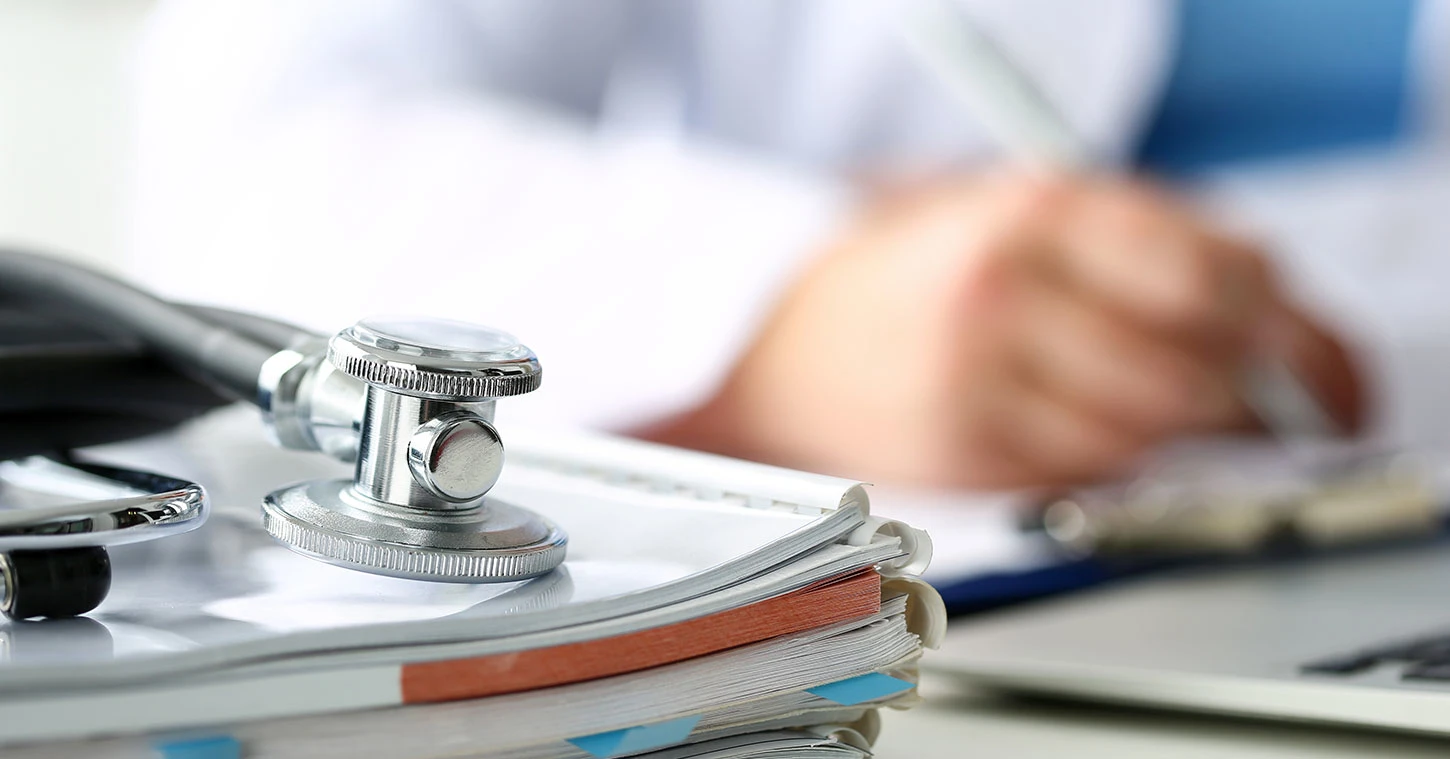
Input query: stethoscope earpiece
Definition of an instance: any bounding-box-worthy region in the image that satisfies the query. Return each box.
[0,548,111,621]
[0,458,207,620]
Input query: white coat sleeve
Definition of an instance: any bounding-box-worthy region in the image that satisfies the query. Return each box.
[128,0,853,431]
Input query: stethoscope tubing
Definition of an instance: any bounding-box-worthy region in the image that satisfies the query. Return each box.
[0,248,309,402]
[0,248,318,619]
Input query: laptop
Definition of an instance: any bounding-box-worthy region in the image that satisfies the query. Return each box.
[930,538,1450,735]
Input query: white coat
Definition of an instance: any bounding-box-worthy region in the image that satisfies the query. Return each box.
[129,1,1450,446]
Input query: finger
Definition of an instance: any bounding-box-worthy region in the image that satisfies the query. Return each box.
[1200,236,1278,351]
[981,372,1152,485]
[1011,278,1246,435]
[1043,183,1276,341]
[1265,305,1368,435]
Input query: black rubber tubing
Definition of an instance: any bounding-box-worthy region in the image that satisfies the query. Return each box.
[180,303,317,353]
[0,249,286,402]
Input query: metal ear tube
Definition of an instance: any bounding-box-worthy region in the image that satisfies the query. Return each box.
[0,459,207,620]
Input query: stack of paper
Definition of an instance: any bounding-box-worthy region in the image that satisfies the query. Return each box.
[0,408,943,758]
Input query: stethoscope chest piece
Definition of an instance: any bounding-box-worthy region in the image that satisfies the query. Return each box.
[261,317,566,583]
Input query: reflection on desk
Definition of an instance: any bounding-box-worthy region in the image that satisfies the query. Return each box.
[876,674,1450,758]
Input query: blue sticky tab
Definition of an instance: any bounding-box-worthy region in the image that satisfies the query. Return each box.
[806,673,914,706]
[567,715,701,758]
[153,735,243,759]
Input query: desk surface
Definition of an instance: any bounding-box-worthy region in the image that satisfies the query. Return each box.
[875,673,1450,758]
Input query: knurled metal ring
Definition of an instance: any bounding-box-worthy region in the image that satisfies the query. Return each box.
[262,479,567,583]
[330,346,541,399]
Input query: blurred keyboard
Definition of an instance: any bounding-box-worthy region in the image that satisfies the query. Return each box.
[1303,631,1450,680]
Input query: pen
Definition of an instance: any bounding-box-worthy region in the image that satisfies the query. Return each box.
[896,0,1341,443]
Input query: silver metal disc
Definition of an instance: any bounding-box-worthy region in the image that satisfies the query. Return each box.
[261,479,566,582]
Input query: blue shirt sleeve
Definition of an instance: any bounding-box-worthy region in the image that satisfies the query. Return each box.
[1136,0,1420,176]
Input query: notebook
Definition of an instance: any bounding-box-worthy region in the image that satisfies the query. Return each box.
[0,407,943,757]
[8,596,925,758]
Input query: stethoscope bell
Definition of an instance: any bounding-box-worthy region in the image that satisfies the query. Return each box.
[261,317,566,583]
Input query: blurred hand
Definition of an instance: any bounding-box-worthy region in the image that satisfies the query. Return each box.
[644,172,1365,488]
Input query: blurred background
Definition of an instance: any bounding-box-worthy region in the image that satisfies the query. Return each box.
[0,0,149,272]
[3,0,1449,493]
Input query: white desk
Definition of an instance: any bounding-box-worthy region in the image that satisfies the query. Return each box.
[876,673,1450,758]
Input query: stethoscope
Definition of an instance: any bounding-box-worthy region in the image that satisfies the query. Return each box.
[0,249,566,620]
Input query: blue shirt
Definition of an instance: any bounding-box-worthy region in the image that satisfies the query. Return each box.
[1136,0,1419,175]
